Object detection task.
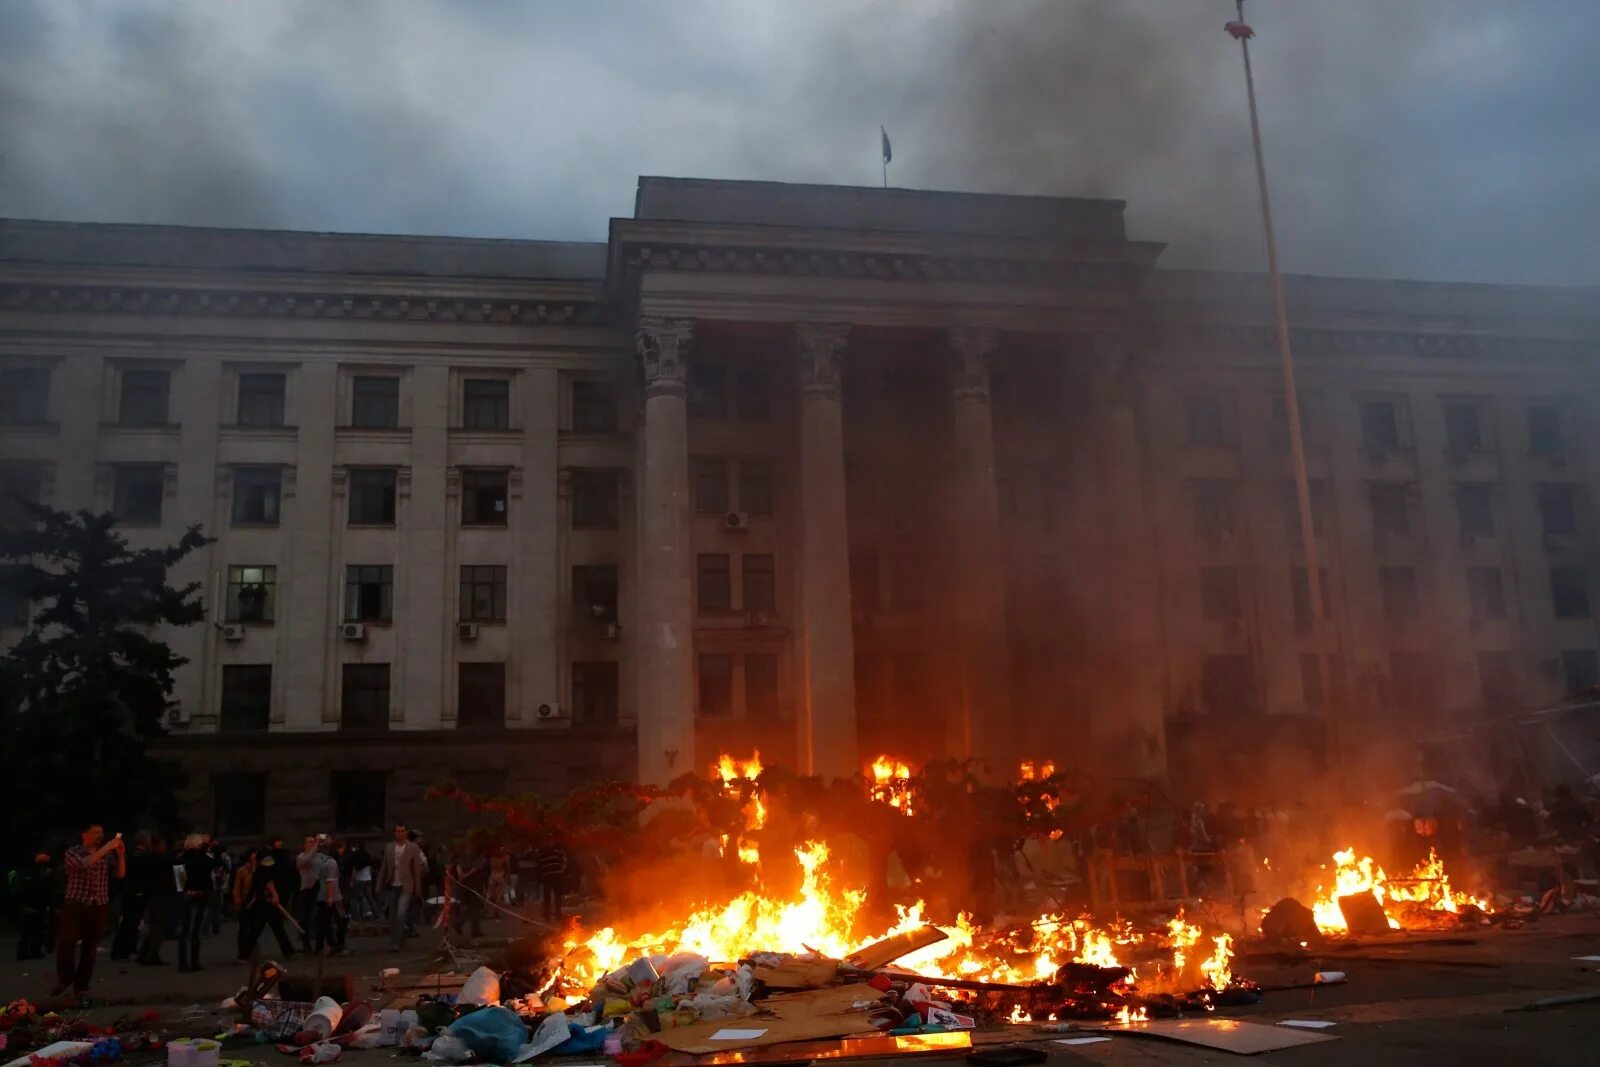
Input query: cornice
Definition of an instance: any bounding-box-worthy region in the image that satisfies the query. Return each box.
[1179,324,1593,362]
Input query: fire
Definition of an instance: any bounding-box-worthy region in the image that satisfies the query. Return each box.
[1311,848,1489,934]
[1018,760,1056,781]
[713,751,768,832]
[1199,934,1233,990]
[867,755,917,815]
[1114,1005,1148,1024]
[1006,1004,1030,1024]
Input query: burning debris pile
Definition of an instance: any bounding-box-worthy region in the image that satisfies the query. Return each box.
[1308,848,1494,935]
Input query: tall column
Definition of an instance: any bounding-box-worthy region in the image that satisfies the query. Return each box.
[635,317,697,785]
[794,323,859,779]
[946,328,1013,771]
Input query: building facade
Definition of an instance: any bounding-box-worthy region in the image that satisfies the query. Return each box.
[2,178,1598,836]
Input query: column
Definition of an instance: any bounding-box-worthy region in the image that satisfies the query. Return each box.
[945,329,1013,771]
[403,364,449,729]
[635,317,697,785]
[794,323,859,778]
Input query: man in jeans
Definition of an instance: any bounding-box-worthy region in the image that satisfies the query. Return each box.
[375,823,423,951]
[55,824,125,1003]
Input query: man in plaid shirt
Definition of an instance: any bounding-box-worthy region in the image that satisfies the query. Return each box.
[55,823,125,1003]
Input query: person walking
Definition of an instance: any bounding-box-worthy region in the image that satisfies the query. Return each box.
[450,847,489,942]
[294,836,319,953]
[206,842,231,935]
[237,854,296,960]
[312,839,347,956]
[136,836,175,966]
[54,824,125,1005]
[175,834,215,972]
[346,840,376,921]
[537,840,568,923]
[110,833,151,961]
[376,823,424,951]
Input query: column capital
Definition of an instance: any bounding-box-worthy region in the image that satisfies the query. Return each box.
[636,317,695,396]
[794,322,851,400]
[948,327,999,402]
[1089,334,1143,408]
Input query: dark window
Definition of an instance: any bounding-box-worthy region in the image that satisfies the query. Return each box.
[1360,399,1402,453]
[742,553,776,613]
[1444,401,1486,455]
[850,551,880,614]
[0,462,45,527]
[1466,567,1507,619]
[734,366,772,419]
[226,565,276,623]
[459,565,508,622]
[332,770,387,832]
[1562,649,1600,696]
[1551,567,1591,619]
[1369,483,1410,537]
[1391,651,1425,709]
[340,664,391,730]
[570,469,618,529]
[745,653,780,719]
[1283,480,1332,541]
[213,774,267,839]
[1455,483,1495,540]
[1528,405,1564,457]
[740,460,774,516]
[1201,654,1260,715]
[1478,651,1518,709]
[1191,478,1236,539]
[348,468,397,525]
[1380,566,1419,621]
[461,469,508,526]
[0,565,32,627]
[462,378,510,430]
[457,662,506,728]
[232,467,282,526]
[572,660,619,725]
[237,373,286,427]
[0,368,50,425]
[1184,394,1226,446]
[113,464,165,525]
[573,564,618,623]
[119,369,170,426]
[1539,485,1579,539]
[697,653,734,718]
[351,375,400,428]
[697,553,732,612]
[571,379,617,433]
[219,664,272,731]
[1268,391,1325,447]
[688,363,730,419]
[1199,566,1241,621]
[1290,567,1333,622]
[693,457,729,514]
[344,565,393,622]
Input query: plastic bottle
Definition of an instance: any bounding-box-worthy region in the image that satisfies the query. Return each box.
[305,997,345,1040]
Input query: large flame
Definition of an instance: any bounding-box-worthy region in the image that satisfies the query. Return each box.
[1311,848,1489,934]
[867,756,917,816]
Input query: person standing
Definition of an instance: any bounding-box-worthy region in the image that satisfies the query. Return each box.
[294,836,319,953]
[110,833,151,961]
[537,840,568,923]
[450,847,489,942]
[346,840,376,921]
[206,841,231,935]
[376,823,423,951]
[175,834,215,972]
[136,836,175,966]
[237,854,296,960]
[312,838,347,956]
[54,824,125,1004]
[14,853,53,960]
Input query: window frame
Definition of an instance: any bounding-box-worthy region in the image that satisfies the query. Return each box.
[347,467,398,526]
[219,664,272,732]
[225,564,277,623]
[350,375,401,429]
[339,664,392,731]
[570,469,619,529]
[459,564,508,623]
[343,564,394,623]
[0,367,50,425]
[236,372,287,428]
[572,660,620,725]
[456,661,507,729]
[742,553,777,613]
[118,368,171,427]
[697,553,732,613]
[461,377,511,431]
[112,463,166,525]
[461,468,509,527]
[571,379,618,434]
[696,652,734,718]
[231,466,283,527]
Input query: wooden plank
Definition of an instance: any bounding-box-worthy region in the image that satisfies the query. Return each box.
[846,926,948,971]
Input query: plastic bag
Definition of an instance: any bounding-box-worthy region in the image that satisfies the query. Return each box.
[446,1006,526,1063]
[512,1012,568,1062]
[458,967,501,1007]
[659,954,709,996]
[343,1024,387,1051]
[298,1041,343,1064]
[422,1035,472,1064]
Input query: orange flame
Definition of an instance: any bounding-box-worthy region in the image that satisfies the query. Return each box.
[867,755,917,816]
[1311,848,1489,934]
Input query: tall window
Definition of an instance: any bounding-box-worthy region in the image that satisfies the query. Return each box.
[1443,400,1487,455]
[340,664,391,730]
[1455,483,1495,540]
[348,468,397,525]
[745,653,780,719]
[1360,398,1403,453]
[237,372,286,427]
[457,662,506,728]
[0,368,49,425]
[572,661,620,725]
[0,462,45,528]
[734,366,772,419]
[351,375,400,428]
[1282,480,1331,540]
[1528,404,1564,457]
[571,379,617,433]
[694,458,729,514]
[1199,566,1241,621]
[459,565,507,623]
[1539,485,1579,539]
[225,565,277,623]
[1191,478,1236,540]
[1379,566,1419,621]
[570,470,618,529]
[1551,567,1591,619]
[1466,567,1507,619]
[332,770,387,832]
[742,554,776,613]
[1290,567,1332,623]
[573,564,618,623]
[344,565,393,622]
[219,665,272,732]
[232,467,282,526]
[697,554,732,612]
[1562,650,1600,696]
[1268,391,1325,447]
[1201,654,1259,715]
[740,460,774,516]
[688,363,730,419]
[1477,651,1518,709]
[697,653,734,717]
[214,774,267,839]
[113,464,165,525]
[1369,483,1410,537]
[1184,394,1226,446]
[119,369,170,426]
[461,469,508,526]
[462,378,510,430]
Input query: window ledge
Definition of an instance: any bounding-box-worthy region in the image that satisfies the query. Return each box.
[343,618,394,627]
[461,522,509,530]
[346,523,398,530]
[459,618,507,626]
[223,423,298,435]
[101,422,181,434]
[337,426,411,440]
[451,427,518,437]
[230,522,282,530]
[0,421,60,434]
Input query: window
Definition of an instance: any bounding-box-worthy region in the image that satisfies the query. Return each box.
[1391,651,1425,709]
[237,373,286,427]
[1466,567,1507,619]
[734,366,772,419]
[1290,567,1332,622]
[850,551,881,614]
[573,564,618,623]
[332,770,387,832]
[350,375,400,428]
[1443,400,1488,455]
[1478,651,1518,709]
[0,462,45,527]
[219,665,272,732]
[570,469,618,529]
[745,653,780,719]
[1360,398,1403,453]
[231,466,282,526]
[457,662,506,729]
[1539,485,1579,539]
[1282,480,1331,541]
[1551,567,1591,619]
[743,554,776,613]
[1456,484,1495,540]
[571,379,617,433]
[1199,566,1241,621]
[213,774,267,839]
[740,460,774,516]
[344,565,393,622]
[1299,653,1345,712]
[119,368,170,426]
[694,458,729,514]
[0,565,31,627]
[572,661,620,725]
[1379,566,1419,621]
[1528,405,1564,457]
[340,664,391,730]
[697,553,732,612]
[0,368,49,425]
[225,565,277,623]
[461,469,508,526]
[462,378,510,430]
[697,653,734,717]
[1201,654,1260,715]
[688,363,730,419]
[459,565,508,623]
[113,464,165,525]
[1184,393,1226,446]
[1190,478,1236,539]
[348,468,397,525]
[1268,391,1325,447]
[1562,650,1600,696]
[1369,483,1410,537]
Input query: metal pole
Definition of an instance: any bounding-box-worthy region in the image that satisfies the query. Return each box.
[1232,1,1340,753]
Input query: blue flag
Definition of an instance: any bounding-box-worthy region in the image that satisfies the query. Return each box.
[881,126,892,165]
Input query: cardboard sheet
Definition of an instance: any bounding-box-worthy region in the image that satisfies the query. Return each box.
[1097,1018,1337,1055]
[1054,1036,1111,1046]
[846,926,948,971]
[658,984,879,1054]
[1278,1020,1337,1029]
[751,957,842,990]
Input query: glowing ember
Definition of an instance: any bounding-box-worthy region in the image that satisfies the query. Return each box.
[1007,1004,1030,1024]
[1115,1005,1149,1024]
[713,751,768,832]
[1311,847,1489,934]
[1018,760,1056,781]
[867,755,917,815]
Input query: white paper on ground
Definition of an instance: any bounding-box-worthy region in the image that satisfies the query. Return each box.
[1278,1020,1337,1029]
[1054,1036,1112,1045]
[709,1029,769,1041]
[4,1042,95,1067]
[1574,955,1600,962]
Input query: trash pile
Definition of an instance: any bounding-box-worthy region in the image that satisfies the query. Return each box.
[0,1000,167,1067]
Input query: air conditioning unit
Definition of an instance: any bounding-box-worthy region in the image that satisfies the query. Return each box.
[724,511,751,532]
[221,623,246,642]
[535,702,566,720]
[165,707,188,726]
[745,611,771,628]
[340,622,367,641]
[457,622,479,641]
[603,623,620,640]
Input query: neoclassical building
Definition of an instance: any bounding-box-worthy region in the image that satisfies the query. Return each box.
[2,178,1597,836]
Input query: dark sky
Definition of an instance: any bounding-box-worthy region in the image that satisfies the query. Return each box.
[1,1,1595,285]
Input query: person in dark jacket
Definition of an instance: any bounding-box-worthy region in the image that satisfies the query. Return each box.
[13,853,54,960]
[110,833,152,960]
[238,854,296,960]
[537,842,568,922]
[136,836,176,966]
[175,835,216,972]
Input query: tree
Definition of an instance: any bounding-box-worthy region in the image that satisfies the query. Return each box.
[0,505,210,864]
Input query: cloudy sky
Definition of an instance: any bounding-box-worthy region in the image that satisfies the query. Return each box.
[1,1,1595,285]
